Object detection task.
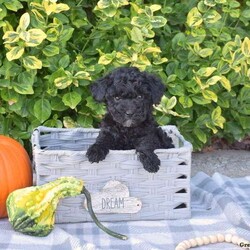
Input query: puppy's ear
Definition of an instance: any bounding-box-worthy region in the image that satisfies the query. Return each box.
[90,75,110,102]
[143,72,165,104]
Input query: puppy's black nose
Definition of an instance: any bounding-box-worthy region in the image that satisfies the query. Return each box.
[125,110,133,117]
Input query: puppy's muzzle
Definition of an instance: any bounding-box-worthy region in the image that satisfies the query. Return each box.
[123,110,135,127]
[123,119,133,127]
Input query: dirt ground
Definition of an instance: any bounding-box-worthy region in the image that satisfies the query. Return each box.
[192,149,250,177]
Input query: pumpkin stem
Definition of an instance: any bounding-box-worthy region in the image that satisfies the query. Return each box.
[81,187,128,240]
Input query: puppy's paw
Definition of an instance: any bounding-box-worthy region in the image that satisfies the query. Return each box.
[138,152,160,173]
[86,144,109,163]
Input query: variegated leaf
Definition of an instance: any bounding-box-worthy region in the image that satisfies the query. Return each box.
[44,2,70,15]
[211,106,226,129]
[196,67,217,77]
[206,76,221,86]
[25,29,47,47]
[186,7,203,27]
[98,52,116,65]
[150,16,167,28]
[116,52,131,64]
[74,71,91,80]
[220,76,231,91]
[6,46,24,61]
[3,31,19,44]
[242,37,250,57]
[54,3,70,13]
[143,47,161,54]
[18,13,30,31]
[149,4,161,13]
[19,31,31,42]
[202,89,218,102]
[54,76,73,89]
[23,56,42,69]
[31,9,46,24]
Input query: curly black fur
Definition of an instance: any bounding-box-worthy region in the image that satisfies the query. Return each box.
[86,67,174,173]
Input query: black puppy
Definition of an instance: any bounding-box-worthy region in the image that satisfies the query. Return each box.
[86,67,174,173]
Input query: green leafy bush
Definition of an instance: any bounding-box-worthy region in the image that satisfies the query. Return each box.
[0,0,249,150]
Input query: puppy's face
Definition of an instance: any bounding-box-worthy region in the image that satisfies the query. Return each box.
[90,67,165,128]
[105,81,151,127]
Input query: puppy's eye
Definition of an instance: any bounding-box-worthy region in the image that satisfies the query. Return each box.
[114,96,121,101]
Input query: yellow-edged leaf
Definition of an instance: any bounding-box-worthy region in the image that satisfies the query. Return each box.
[25,29,47,47]
[54,76,73,89]
[199,48,213,58]
[211,106,226,129]
[97,0,128,9]
[31,9,46,24]
[138,54,151,66]
[247,68,250,78]
[194,76,203,88]
[186,7,203,27]
[98,52,116,65]
[23,56,42,69]
[19,31,30,42]
[143,47,161,54]
[131,27,143,43]
[153,57,168,65]
[149,4,161,13]
[46,28,59,42]
[30,2,44,11]
[196,67,217,77]
[202,89,218,102]
[220,76,231,91]
[3,31,19,44]
[179,96,193,108]
[74,71,91,80]
[97,0,111,9]
[43,2,70,15]
[150,16,167,28]
[131,16,149,28]
[3,22,14,33]
[54,3,70,13]
[215,1,227,6]
[43,1,55,15]
[204,10,221,23]
[242,37,250,57]
[167,110,190,118]
[206,76,221,86]
[63,116,77,128]
[116,0,129,7]
[18,13,30,31]
[206,122,218,134]
[130,3,142,13]
[6,46,24,61]
[204,0,216,7]
[116,52,131,64]
[160,95,177,110]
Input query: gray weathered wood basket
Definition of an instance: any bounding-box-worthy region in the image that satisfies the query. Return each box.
[32,125,192,223]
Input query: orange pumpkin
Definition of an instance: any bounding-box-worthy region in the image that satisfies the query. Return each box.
[0,135,32,218]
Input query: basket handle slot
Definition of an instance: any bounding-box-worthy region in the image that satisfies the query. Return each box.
[177,174,187,179]
[175,188,187,193]
[179,161,187,165]
[174,203,187,209]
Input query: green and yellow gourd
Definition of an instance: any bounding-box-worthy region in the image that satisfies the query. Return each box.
[6,176,127,240]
